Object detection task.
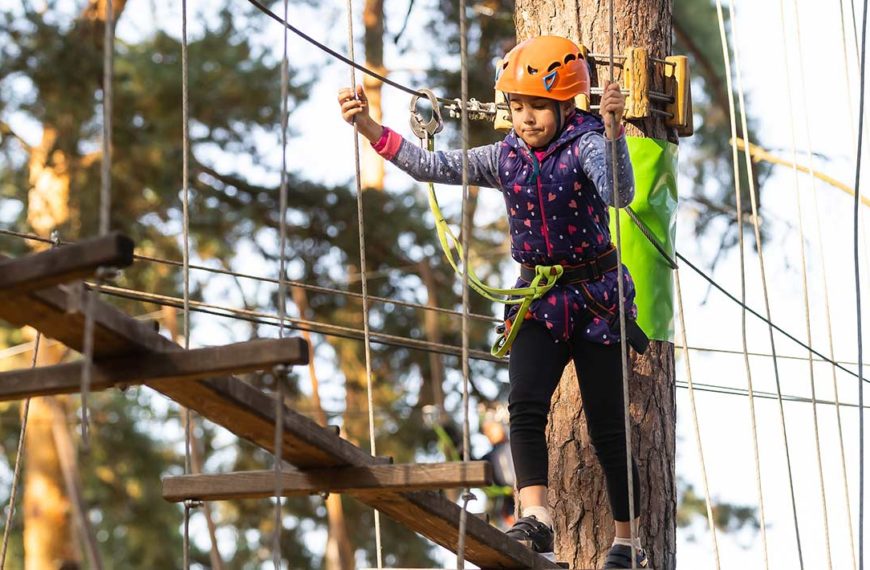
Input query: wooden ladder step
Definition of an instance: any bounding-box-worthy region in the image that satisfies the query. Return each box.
[0,337,308,401]
[162,462,492,502]
[0,232,133,294]
[0,261,559,569]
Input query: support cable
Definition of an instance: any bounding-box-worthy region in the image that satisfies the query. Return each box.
[0,334,41,570]
[271,0,291,565]
[344,1,383,565]
[1,227,862,380]
[784,0,837,563]
[853,0,869,563]
[80,0,115,452]
[272,0,290,570]
[714,0,804,563]
[674,269,721,567]
[455,0,474,566]
[180,1,195,566]
[726,0,769,562]
[606,2,638,561]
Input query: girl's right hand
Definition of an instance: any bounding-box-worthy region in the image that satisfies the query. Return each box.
[337,85,383,142]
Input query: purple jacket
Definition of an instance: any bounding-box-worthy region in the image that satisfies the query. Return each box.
[372,111,637,344]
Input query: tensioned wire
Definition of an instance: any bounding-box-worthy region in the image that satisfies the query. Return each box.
[724,0,769,563]
[69,280,870,410]
[852,0,869,563]
[344,0,383,565]
[714,0,804,565]
[180,0,195,566]
[783,0,841,563]
[810,0,861,563]
[1,226,865,380]
[674,267,721,568]
[0,333,40,570]
[79,0,115,453]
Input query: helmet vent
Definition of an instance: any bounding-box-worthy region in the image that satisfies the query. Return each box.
[527,65,539,75]
[547,61,562,72]
[564,54,577,63]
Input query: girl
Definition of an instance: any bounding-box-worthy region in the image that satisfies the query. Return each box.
[338,36,648,569]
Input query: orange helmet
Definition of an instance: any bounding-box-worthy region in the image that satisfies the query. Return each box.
[495,36,590,101]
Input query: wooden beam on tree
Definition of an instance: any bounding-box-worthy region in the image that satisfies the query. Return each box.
[162,462,493,502]
[0,232,134,295]
[0,281,559,569]
[0,338,308,401]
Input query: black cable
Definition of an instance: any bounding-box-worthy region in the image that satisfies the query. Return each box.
[677,252,866,383]
[854,0,868,563]
[244,0,443,102]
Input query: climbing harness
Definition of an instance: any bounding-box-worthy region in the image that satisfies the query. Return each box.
[409,90,650,358]
[409,89,566,358]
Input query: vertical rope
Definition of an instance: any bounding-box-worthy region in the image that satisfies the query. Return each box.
[0,334,41,570]
[725,1,769,564]
[80,0,115,452]
[674,270,721,568]
[714,0,804,565]
[783,0,835,565]
[455,0,473,567]
[180,0,193,566]
[272,0,291,565]
[606,0,637,562]
[344,1,382,566]
[852,0,868,565]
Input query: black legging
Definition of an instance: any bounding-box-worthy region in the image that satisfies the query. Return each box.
[508,320,640,522]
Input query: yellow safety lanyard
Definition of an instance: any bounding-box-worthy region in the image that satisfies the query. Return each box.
[410,90,563,357]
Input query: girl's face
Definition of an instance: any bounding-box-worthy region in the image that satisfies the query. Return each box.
[508,94,573,148]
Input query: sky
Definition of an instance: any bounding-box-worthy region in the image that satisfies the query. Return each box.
[5,0,870,568]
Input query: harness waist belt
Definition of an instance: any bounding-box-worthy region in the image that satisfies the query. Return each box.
[519,246,619,284]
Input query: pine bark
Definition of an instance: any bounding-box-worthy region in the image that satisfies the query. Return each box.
[361,0,386,190]
[512,1,676,568]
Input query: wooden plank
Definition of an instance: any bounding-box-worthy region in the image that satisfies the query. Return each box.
[0,232,133,294]
[162,462,492,501]
[0,338,308,400]
[0,284,558,569]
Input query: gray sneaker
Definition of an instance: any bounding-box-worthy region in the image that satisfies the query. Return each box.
[603,543,650,568]
[505,515,554,560]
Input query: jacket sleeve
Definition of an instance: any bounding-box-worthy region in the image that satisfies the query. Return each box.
[371,127,502,190]
[575,129,635,208]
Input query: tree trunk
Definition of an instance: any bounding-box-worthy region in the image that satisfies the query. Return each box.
[361,0,386,191]
[24,347,79,570]
[513,1,676,568]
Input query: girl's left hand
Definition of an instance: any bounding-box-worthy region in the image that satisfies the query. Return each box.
[600,81,625,139]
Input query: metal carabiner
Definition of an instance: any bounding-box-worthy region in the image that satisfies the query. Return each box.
[409,88,444,141]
